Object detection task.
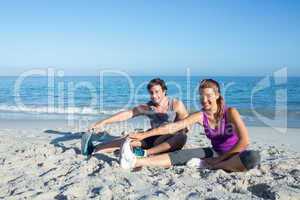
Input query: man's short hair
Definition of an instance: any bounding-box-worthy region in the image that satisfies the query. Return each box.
[147,78,168,92]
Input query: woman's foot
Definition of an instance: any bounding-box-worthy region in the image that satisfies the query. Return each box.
[120,138,137,169]
[186,158,208,169]
[133,147,148,157]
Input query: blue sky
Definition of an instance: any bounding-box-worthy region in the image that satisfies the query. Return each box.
[0,0,299,76]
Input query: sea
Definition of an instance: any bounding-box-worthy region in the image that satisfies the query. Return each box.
[0,75,299,128]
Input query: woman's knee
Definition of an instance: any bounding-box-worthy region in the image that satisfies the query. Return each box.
[239,150,261,170]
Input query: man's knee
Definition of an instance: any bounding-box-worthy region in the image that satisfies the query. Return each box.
[152,132,187,151]
[168,132,187,151]
[176,132,187,144]
[153,135,172,146]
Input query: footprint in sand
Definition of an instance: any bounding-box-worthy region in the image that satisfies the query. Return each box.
[185,192,201,200]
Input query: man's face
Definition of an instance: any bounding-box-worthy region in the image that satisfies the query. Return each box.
[149,84,166,105]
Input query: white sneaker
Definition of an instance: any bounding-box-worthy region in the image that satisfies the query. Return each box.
[120,138,136,169]
[120,156,135,169]
[186,158,207,169]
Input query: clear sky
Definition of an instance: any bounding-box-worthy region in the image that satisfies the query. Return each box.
[0,0,299,76]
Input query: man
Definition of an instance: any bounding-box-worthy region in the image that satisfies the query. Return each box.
[82,78,189,157]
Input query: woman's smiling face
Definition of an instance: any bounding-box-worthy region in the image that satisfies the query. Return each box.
[200,87,219,111]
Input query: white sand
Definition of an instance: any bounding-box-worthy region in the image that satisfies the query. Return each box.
[0,119,299,200]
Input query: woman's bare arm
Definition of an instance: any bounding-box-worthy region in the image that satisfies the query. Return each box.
[129,112,203,140]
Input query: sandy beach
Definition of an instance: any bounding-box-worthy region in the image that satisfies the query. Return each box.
[1,0,300,199]
[0,119,299,200]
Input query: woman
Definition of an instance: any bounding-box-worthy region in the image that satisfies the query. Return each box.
[120,79,261,172]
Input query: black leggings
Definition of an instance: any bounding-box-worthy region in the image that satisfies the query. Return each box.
[169,148,261,170]
[239,150,261,170]
[141,132,187,151]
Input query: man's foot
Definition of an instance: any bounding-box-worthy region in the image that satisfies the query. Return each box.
[81,133,94,156]
[120,138,137,169]
[92,131,109,142]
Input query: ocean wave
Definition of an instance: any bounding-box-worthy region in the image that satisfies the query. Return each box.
[0,105,125,116]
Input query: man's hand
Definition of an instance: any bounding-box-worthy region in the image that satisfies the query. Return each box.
[87,122,105,133]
